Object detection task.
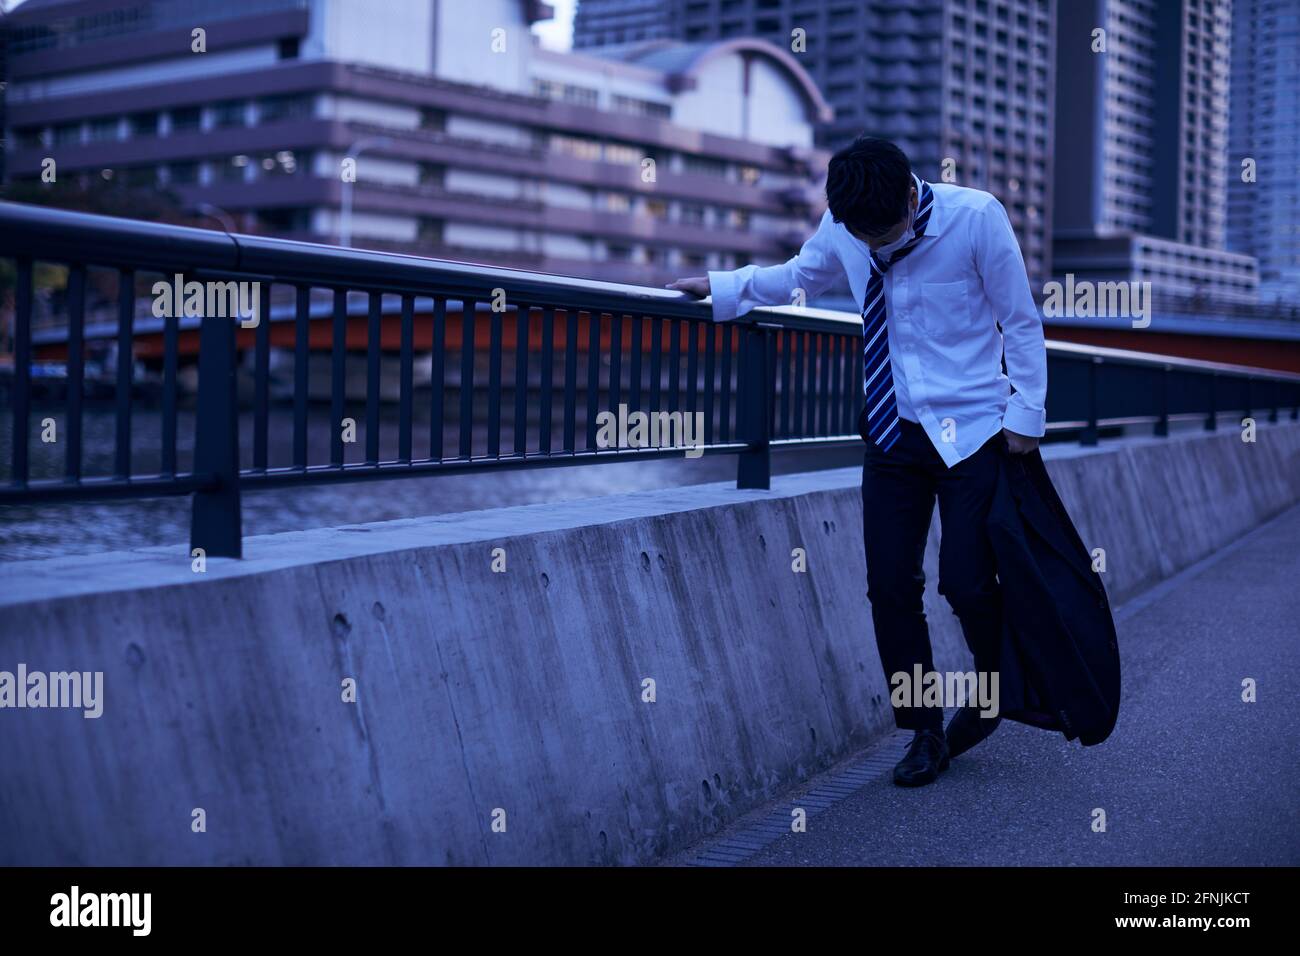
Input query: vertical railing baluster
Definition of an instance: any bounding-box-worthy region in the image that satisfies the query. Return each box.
[1205,372,1217,431]
[609,312,623,421]
[539,306,555,455]
[191,311,242,558]
[668,318,681,413]
[293,285,310,470]
[11,257,32,488]
[162,294,178,477]
[703,322,716,446]
[114,269,134,479]
[830,335,843,435]
[737,325,771,489]
[629,314,643,417]
[64,265,86,483]
[254,282,271,471]
[431,297,446,461]
[514,305,530,458]
[720,324,733,443]
[686,318,699,425]
[330,289,347,467]
[399,294,414,464]
[792,330,805,439]
[563,309,578,453]
[585,311,600,450]
[780,329,793,439]
[1155,363,1170,437]
[365,292,382,466]
[649,317,663,424]
[488,302,503,459]
[818,333,831,436]
[459,298,476,460]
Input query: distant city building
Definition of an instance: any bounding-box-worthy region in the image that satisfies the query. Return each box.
[573,0,672,48]
[1053,0,1258,303]
[1228,0,1300,304]
[574,0,1058,293]
[1,0,830,286]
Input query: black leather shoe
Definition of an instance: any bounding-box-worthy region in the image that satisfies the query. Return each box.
[944,706,1002,760]
[892,729,950,787]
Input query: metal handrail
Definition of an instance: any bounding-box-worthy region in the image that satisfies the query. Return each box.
[2,200,1299,559]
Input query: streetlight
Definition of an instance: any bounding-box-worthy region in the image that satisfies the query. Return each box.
[339,135,393,248]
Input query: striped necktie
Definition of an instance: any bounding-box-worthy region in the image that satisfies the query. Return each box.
[861,178,935,453]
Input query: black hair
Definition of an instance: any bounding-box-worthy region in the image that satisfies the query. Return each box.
[825,136,913,238]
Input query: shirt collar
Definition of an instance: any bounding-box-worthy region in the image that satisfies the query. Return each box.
[913,172,947,238]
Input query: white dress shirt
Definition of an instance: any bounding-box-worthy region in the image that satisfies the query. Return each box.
[708,181,1047,468]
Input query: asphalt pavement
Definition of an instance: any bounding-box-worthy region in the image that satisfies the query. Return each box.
[671,502,1300,866]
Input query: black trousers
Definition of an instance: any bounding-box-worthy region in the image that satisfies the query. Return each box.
[859,412,1004,731]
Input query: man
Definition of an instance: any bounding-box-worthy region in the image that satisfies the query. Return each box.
[668,136,1047,787]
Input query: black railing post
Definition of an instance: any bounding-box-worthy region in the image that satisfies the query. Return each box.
[190,313,242,559]
[1204,373,1217,431]
[737,324,772,489]
[1080,356,1100,446]
[1155,363,1170,437]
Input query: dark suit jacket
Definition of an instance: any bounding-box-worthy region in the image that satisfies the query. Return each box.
[985,444,1121,746]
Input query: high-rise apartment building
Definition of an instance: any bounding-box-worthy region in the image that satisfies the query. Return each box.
[1228,0,1300,303]
[1053,0,1257,302]
[574,0,1058,290]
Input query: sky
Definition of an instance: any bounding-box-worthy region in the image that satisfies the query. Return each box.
[532,0,576,52]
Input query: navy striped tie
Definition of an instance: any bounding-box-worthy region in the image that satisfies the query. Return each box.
[861,178,934,453]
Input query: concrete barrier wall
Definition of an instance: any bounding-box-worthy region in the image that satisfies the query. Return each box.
[1,421,1297,865]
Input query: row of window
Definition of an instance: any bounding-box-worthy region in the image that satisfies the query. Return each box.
[13,95,315,150]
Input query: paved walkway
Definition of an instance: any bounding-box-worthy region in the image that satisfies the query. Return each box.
[671,503,1300,866]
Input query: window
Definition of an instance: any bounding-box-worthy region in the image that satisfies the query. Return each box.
[278,36,300,60]
[14,126,45,149]
[53,123,82,146]
[221,155,249,182]
[129,112,158,137]
[604,143,642,166]
[550,134,602,162]
[124,166,157,188]
[258,94,312,123]
[680,203,706,225]
[213,101,246,128]
[168,161,199,185]
[170,107,201,134]
[88,118,118,142]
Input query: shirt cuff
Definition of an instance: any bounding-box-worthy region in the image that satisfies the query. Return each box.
[707,270,739,323]
[1002,402,1046,438]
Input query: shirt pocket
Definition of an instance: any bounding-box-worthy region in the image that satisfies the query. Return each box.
[917,279,978,339]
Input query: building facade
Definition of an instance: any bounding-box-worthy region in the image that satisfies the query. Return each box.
[574,0,1058,292]
[1053,0,1258,303]
[2,0,831,286]
[1227,0,1300,304]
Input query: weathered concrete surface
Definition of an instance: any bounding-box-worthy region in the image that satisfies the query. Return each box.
[1,422,1297,865]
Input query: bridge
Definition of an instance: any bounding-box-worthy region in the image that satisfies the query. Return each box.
[1,201,1298,866]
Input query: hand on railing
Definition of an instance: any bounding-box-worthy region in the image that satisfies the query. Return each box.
[665,276,711,298]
